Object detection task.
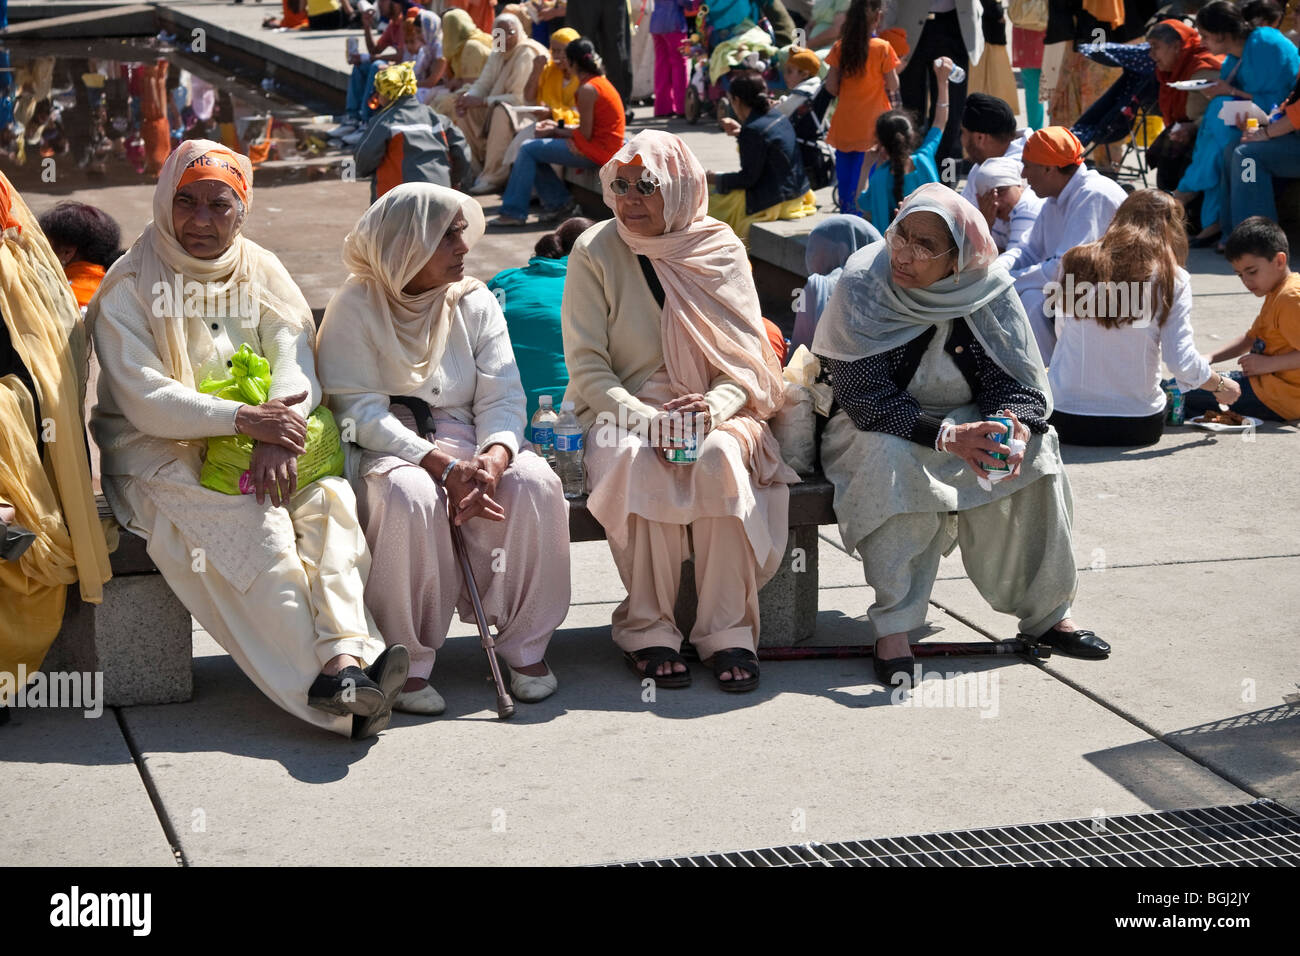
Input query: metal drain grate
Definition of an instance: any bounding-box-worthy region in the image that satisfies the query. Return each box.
[610,801,1300,866]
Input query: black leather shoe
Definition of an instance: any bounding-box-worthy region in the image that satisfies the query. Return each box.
[873,653,917,690]
[308,666,384,717]
[352,645,410,740]
[1,521,37,562]
[1026,627,1110,659]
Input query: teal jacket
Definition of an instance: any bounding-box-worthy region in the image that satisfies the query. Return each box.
[486,256,570,427]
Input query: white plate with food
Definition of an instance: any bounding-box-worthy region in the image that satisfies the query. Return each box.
[1186,411,1263,432]
[1167,79,1215,90]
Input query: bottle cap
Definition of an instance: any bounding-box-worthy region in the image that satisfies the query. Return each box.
[539,395,553,405]
[561,400,575,410]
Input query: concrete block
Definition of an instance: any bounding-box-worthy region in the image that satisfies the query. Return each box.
[46,575,193,708]
[673,524,819,647]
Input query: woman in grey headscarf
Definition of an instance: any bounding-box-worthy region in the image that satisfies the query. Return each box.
[813,184,1107,688]
[790,214,881,354]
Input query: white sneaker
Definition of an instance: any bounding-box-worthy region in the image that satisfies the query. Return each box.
[341,126,367,146]
[393,683,445,715]
[467,178,501,196]
[509,665,558,703]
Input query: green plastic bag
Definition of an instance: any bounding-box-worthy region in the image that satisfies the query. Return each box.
[198,344,345,496]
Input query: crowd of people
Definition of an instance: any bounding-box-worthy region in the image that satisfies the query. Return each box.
[3,0,1300,740]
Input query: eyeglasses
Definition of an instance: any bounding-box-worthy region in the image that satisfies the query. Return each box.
[610,176,660,197]
[887,231,956,263]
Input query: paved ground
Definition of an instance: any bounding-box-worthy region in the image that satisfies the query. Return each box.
[2,1,1298,867]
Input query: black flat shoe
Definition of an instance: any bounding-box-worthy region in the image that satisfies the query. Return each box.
[308,666,384,717]
[352,645,410,740]
[1024,627,1110,660]
[1,521,36,562]
[873,652,916,689]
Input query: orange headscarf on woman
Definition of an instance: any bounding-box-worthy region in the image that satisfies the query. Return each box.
[1154,19,1224,124]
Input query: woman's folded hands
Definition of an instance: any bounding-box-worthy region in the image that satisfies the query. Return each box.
[235,390,308,507]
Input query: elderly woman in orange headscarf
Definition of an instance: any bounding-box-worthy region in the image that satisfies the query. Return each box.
[561,130,799,693]
[88,141,407,740]
[1,175,112,723]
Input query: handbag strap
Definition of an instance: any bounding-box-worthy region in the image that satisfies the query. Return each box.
[637,254,667,309]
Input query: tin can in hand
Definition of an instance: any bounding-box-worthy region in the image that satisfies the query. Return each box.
[985,416,1014,471]
[662,411,701,465]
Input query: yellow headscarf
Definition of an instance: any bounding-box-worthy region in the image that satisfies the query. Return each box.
[375,61,418,102]
[538,27,581,125]
[0,172,112,680]
[442,8,493,78]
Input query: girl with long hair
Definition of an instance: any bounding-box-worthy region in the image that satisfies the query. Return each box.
[1047,189,1234,446]
[824,0,901,215]
[855,59,952,228]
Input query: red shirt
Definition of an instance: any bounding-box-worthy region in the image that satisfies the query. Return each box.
[572,75,626,167]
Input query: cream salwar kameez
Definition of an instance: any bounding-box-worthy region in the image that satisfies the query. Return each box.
[317,184,570,685]
[355,415,567,679]
[88,142,385,735]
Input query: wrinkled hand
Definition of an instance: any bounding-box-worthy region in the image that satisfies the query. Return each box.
[234,390,308,453]
[719,116,741,136]
[977,189,998,227]
[443,458,506,525]
[998,409,1030,479]
[470,445,510,499]
[934,57,953,83]
[249,442,298,507]
[944,417,1014,480]
[654,394,711,460]
[534,118,558,137]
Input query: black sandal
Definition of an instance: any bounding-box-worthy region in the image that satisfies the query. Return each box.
[624,647,692,688]
[708,647,759,693]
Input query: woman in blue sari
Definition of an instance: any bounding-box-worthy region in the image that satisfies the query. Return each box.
[1174,1,1299,247]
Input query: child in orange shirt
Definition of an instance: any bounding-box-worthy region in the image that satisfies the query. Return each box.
[825,0,901,214]
[1184,216,1300,422]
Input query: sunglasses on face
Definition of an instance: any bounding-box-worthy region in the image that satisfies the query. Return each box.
[610,176,660,196]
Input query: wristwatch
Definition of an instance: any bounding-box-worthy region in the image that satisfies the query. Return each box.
[1214,373,1233,393]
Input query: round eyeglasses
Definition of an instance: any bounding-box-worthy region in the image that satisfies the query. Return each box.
[610,175,661,197]
[886,231,956,263]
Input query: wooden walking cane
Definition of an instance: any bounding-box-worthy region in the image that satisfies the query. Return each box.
[390,396,515,719]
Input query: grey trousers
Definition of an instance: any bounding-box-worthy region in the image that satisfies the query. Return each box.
[858,472,1077,638]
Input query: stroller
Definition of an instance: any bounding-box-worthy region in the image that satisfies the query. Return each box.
[1069,42,1161,189]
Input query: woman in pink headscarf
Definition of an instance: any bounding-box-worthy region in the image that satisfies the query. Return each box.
[561,129,799,693]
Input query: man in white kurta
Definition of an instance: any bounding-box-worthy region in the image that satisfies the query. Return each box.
[995,126,1127,364]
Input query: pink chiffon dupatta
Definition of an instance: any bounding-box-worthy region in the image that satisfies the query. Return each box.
[599,130,794,484]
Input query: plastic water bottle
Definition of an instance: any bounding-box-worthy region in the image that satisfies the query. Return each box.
[530,395,558,467]
[935,57,966,85]
[554,401,585,499]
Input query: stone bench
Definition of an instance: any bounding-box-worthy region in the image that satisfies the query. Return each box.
[566,478,836,649]
[42,497,193,708]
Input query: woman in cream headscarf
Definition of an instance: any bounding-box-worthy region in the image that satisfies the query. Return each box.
[814,183,1107,689]
[88,140,408,740]
[1,173,112,720]
[467,25,581,194]
[446,13,549,181]
[562,129,798,693]
[317,183,569,716]
[430,8,495,113]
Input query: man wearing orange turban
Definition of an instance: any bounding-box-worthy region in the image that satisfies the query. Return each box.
[995,126,1128,363]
